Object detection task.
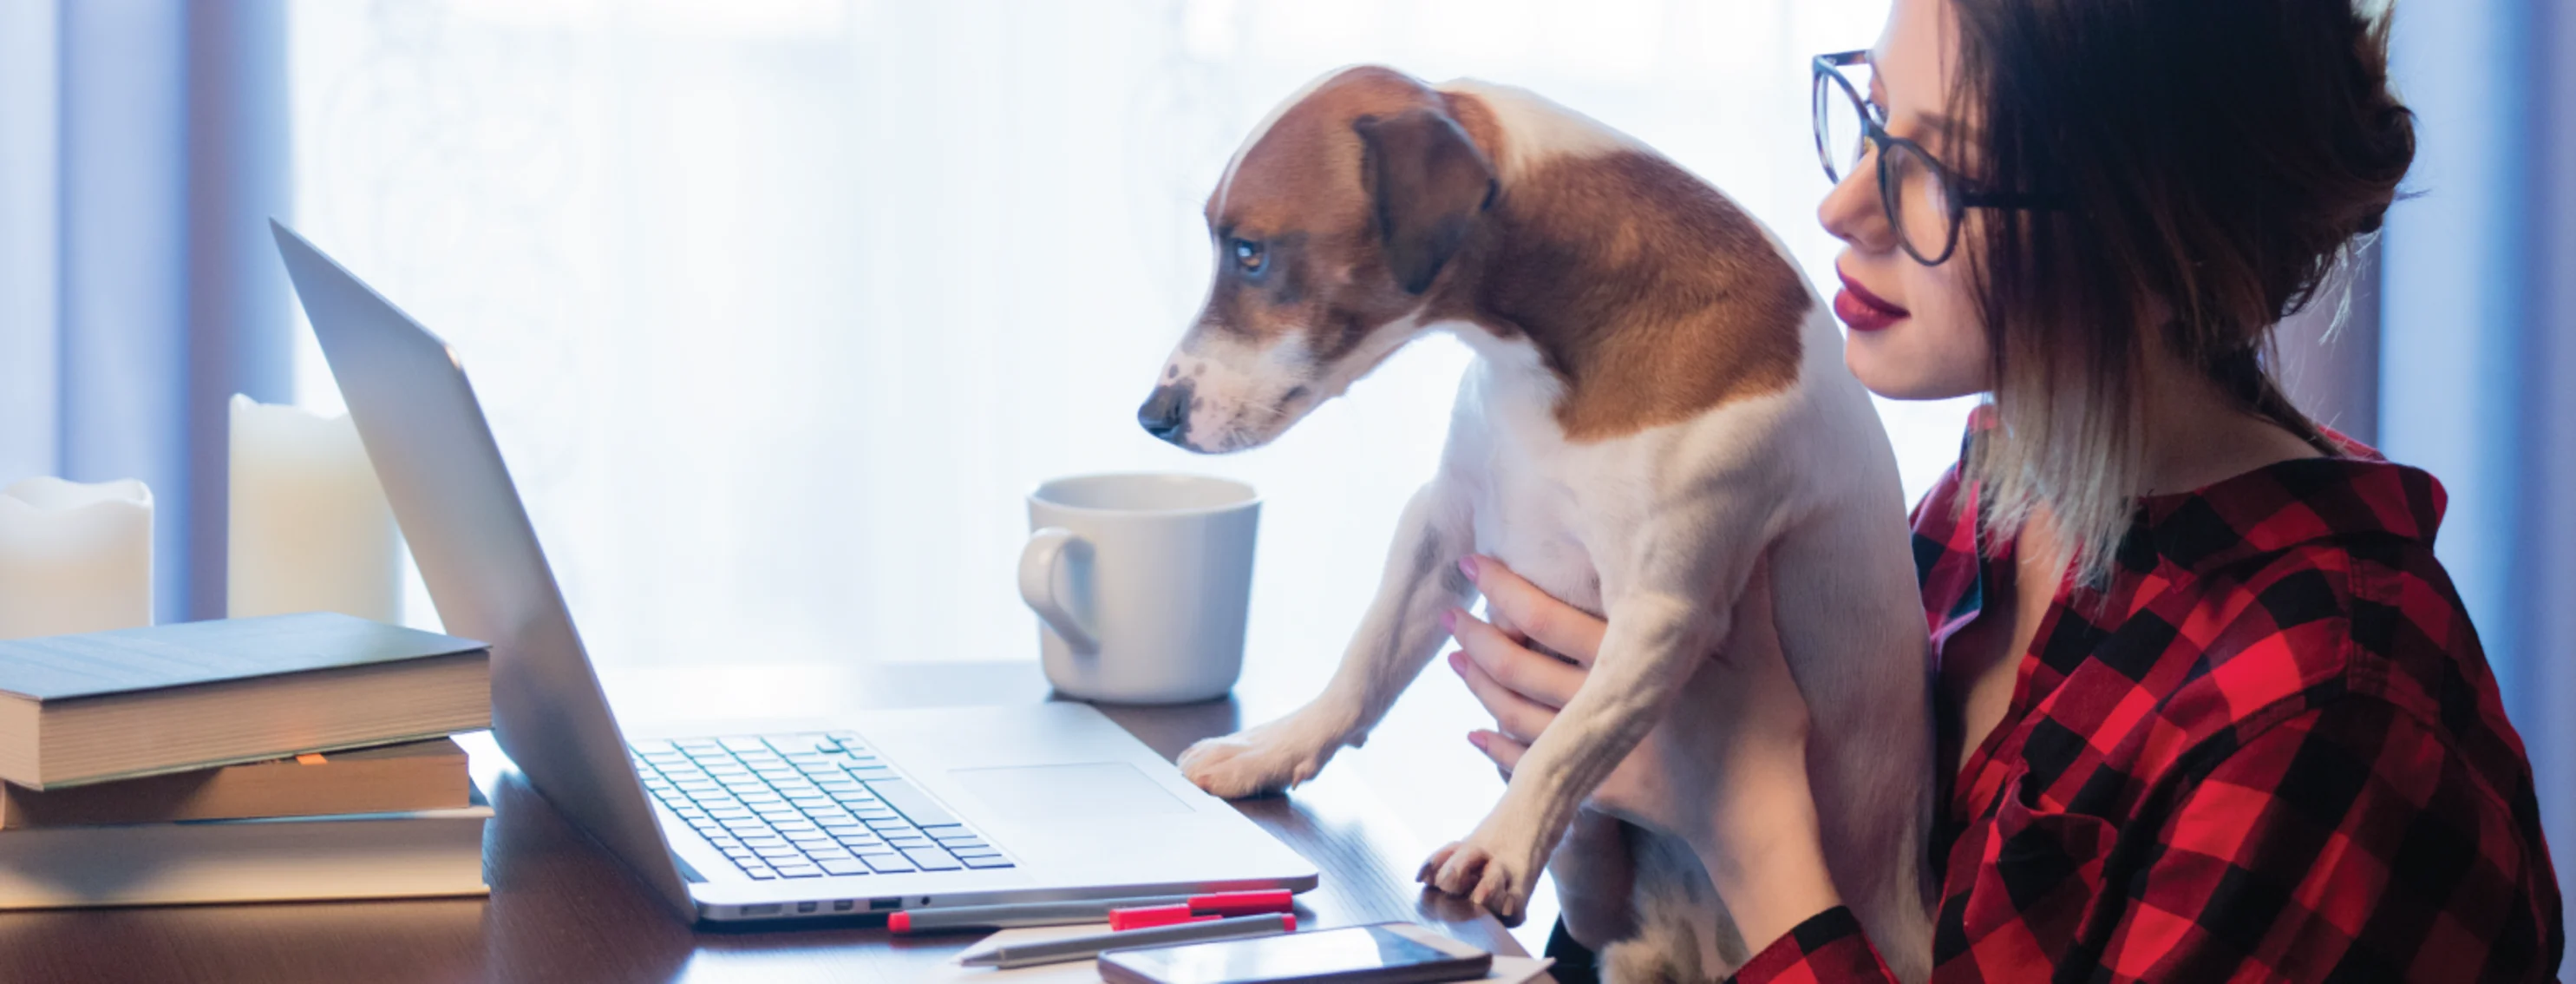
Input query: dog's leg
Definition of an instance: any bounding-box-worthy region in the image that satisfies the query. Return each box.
[1425,495,1778,922]
[1179,476,1476,797]
[1426,587,1719,920]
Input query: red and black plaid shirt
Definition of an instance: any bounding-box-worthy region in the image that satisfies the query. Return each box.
[1733,432,2563,983]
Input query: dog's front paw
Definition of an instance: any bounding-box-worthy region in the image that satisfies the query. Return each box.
[1177,715,1347,798]
[1418,833,1540,923]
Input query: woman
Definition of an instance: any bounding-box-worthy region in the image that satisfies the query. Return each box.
[1447,0,2564,980]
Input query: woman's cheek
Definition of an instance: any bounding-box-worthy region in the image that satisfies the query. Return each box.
[1913,317,1993,399]
[1901,268,1992,398]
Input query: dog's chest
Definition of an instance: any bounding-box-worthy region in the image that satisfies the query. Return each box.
[1463,410,1612,620]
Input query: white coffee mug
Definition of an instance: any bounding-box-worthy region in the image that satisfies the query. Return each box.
[1019,473,1259,705]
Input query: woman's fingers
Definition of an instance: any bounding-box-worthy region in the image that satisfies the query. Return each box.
[1460,555,1607,666]
[1468,728,1527,778]
[1447,607,1585,709]
[1448,650,1557,744]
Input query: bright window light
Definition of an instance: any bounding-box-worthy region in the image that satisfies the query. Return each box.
[284,0,1966,670]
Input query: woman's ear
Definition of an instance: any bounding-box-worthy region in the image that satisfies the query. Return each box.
[1354,108,1496,295]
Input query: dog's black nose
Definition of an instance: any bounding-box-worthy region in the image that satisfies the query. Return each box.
[1138,382,1193,443]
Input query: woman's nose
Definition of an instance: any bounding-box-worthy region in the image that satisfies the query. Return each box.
[1817,164,1896,253]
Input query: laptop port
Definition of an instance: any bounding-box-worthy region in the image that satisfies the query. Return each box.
[870,897,899,911]
[834,900,855,912]
[797,902,818,914]
[742,903,781,916]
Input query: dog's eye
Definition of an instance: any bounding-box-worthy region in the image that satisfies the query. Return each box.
[1231,238,1265,273]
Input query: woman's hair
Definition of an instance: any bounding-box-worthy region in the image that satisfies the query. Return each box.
[1946,0,2415,583]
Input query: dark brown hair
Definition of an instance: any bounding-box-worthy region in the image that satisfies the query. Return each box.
[1948,0,2416,581]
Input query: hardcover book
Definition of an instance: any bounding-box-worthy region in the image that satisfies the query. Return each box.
[0,786,494,909]
[0,737,472,828]
[0,612,489,789]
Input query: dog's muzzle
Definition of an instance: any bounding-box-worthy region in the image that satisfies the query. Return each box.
[1138,381,1194,446]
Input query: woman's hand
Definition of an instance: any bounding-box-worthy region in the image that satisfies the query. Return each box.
[1446,554,1844,951]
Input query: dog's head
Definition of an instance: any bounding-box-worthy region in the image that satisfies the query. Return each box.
[1140,66,1498,454]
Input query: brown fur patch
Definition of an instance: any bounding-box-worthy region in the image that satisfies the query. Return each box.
[1209,67,1429,244]
[1198,68,1455,361]
[1426,134,1812,441]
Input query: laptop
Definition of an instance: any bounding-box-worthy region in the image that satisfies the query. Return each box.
[269,221,1317,922]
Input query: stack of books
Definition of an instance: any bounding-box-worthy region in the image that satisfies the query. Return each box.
[0,612,494,909]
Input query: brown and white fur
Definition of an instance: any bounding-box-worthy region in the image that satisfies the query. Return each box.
[1138,67,1933,982]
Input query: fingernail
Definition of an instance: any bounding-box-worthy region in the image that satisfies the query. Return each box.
[1458,555,1481,581]
[1446,650,1466,672]
[1466,731,1487,750]
[1439,608,1458,632]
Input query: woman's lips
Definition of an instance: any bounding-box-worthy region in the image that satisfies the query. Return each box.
[1834,270,1910,332]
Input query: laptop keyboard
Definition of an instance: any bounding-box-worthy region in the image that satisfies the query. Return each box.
[628,731,1013,881]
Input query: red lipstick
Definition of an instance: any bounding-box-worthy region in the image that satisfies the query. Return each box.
[1834,269,1910,332]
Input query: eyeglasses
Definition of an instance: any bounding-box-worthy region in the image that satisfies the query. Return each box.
[1811,50,2054,266]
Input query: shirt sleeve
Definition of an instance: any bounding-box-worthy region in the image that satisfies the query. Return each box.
[1728,906,1898,984]
[1729,696,2557,984]
[2093,695,2554,982]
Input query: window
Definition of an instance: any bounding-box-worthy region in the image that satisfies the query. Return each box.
[286,0,1969,670]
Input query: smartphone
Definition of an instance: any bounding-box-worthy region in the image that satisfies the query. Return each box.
[1096,922,1494,984]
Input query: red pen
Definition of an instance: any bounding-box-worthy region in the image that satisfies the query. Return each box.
[1108,889,1297,930]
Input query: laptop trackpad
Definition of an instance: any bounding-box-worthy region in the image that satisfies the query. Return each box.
[948,763,1191,820]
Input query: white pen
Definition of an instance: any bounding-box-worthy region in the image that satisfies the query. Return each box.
[958,912,1298,969]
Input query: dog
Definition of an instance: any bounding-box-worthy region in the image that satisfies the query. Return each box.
[1137,66,1934,982]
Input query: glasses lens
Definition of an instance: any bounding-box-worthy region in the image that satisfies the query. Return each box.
[1814,73,1869,183]
[1881,141,1957,262]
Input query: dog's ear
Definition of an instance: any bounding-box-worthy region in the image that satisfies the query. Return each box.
[1354,108,1495,295]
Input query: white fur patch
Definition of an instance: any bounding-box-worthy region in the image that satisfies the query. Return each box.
[1436,79,1647,182]
[1156,312,1435,454]
[1311,312,1428,401]
[1161,331,1317,453]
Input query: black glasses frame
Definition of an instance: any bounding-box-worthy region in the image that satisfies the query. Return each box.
[1811,49,2056,266]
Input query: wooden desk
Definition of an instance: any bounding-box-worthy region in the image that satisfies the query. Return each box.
[0,661,1532,982]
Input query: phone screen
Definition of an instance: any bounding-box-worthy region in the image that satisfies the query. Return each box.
[1103,924,1480,984]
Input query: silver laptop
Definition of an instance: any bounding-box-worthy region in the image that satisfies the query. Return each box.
[270,221,1317,922]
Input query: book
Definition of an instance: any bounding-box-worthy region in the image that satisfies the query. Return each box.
[0,612,489,789]
[0,785,492,909]
[0,737,471,829]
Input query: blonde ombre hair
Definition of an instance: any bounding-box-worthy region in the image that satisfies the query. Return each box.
[1945,0,2411,586]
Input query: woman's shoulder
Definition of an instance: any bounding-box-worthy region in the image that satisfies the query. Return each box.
[2109,453,2521,781]
[1906,427,2522,772]
[2183,522,2529,792]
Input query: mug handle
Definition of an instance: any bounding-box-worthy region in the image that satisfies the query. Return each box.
[1017,527,1098,652]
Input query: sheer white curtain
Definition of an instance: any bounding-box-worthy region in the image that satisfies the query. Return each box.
[284,0,1968,671]
[0,0,292,625]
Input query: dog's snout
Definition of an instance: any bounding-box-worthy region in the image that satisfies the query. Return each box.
[1138,382,1194,444]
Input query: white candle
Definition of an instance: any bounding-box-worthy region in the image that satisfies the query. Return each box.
[0,477,154,640]
[227,396,402,623]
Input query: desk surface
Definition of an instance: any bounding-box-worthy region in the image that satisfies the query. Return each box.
[0,661,1531,982]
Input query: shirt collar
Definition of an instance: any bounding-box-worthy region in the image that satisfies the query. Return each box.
[2115,430,2447,579]
[1916,424,2447,644]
